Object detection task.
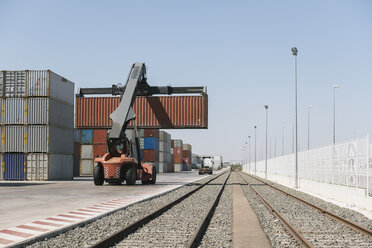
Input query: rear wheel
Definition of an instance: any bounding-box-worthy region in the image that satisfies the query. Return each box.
[125,166,136,185]
[149,167,157,184]
[93,164,104,186]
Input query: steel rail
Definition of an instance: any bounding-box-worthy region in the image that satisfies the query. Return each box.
[246,173,372,240]
[88,172,228,248]
[237,172,313,248]
[186,172,231,248]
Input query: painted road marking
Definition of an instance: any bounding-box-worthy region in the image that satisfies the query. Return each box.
[16,225,49,232]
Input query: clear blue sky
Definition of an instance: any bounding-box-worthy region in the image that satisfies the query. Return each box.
[1,0,371,162]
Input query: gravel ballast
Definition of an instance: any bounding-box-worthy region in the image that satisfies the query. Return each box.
[26,173,226,248]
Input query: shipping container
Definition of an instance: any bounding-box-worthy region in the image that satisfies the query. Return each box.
[4,98,25,124]
[74,129,81,143]
[144,137,159,150]
[143,149,159,162]
[81,129,93,144]
[159,142,171,152]
[3,153,25,180]
[159,131,171,143]
[139,138,144,149]
[48,154,73,179]
[174,164,182,172]
[158,163,167,173]
[138,129,144,138]
[81,145,93,159]
[93,144,106,158]
[167,163,174,173]
[172,139,183,148]
[173,147,183,164]
[0,71,3,97]
[93,129,107,144]
[159,152,171,163]
[27,98,73,128]
[3,71,26,97]
[73,142,81,158]
[80,159,93,176]
[27,125,73,154]
[73,157,80,177]
[144,129,159,138]
[140,149,144,161]
[183,144,192,151]
[4,126,26,152]
[26,153,48,180]
[75,95,208,129]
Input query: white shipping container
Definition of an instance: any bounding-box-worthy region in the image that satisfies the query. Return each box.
[183,144,192,151]
[3,71,26,97]
[28,126,48,152]
[4,126,26,152]
[4,98,25,124]
[174,164,182,172]
[81,145,93,159]
[158,163,167,173]
[27,153,48,180]
[159,131,171,143]
[159,151,171,163]
[80,159,93,176]
[159,142,171,152]
[27,98,48,124]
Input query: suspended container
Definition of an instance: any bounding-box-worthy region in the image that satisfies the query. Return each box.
[4,98,26,124]
[3,153,26,180]
[75,95,208,129]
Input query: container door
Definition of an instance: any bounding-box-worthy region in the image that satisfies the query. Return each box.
[3,153,25,180]
[80,159,93,176]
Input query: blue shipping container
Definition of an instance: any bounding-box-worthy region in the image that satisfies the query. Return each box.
[3,153,26,180]
[81,129,93,144]
[144,137,159,150]
[74,129,81,143]
[139,149,144,161]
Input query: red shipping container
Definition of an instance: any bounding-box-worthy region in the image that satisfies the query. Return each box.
[93,144,107,158]
[183,157,191,165]
[144,150,159,162]
[144,129,159,138]
[75,95,208,129]
[173,147,183,164]
[94,129,107,144]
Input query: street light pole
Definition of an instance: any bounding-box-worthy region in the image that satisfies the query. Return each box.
[291,47,299,188]
[265,105,269,180]
[282,127,285,155]
[333,85,340,144]
[245,141,248,171]
[254,126,257,175]
[248,136,251,173]
[307,106,312,150]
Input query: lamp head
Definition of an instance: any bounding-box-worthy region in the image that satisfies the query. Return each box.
[264,105,268,109]
[291,47,298,56]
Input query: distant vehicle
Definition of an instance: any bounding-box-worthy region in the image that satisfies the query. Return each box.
[199,158,213,175]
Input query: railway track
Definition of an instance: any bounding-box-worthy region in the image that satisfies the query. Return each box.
[89,172,230,248]
[238,172,372,248]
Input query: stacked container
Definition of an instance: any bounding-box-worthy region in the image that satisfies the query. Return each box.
[182,144,192,171]
[1,70,74,180]
[143,129,160,172]
[159,131,171,173]
[73,130,81,177]
[79,129,94,176]
[171,139,183,172]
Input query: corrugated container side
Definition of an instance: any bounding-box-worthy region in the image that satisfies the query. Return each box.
[144,129,159,138]
[73,142,81,159]
[28,126,48,152]
[139,138,144,149]
[49,71,74,105]
[27,98,48,124]
[4,71,26,97]
[93,129,107,144]
[143,150,159,162]
[93,144,106,158]
[80,159,93,176]
[27,70,49,97]
[173,139,183,148]
[49,98,74,129]
[0,71,3,97]
[173,147,183,164]
[48,154,73,180]
[167,163,174,173]
[81,145,93,159]
[26,153,48,180]
[174,164,182,172]
[159,163,167,173]
[49,126,73,154]
[3,153,25,180]
[4,98,25,124]
[75,95,208,129]
[4,126,26,152]
[144,137,159,150]
[81,129,93,144]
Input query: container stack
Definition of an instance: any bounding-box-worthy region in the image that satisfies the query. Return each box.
[159,131,171,173]
[191,153,202,169]
[171,139,183,172]
[79,129,94,176]
[143,129,160,172]
[1,70,74,180]
[182,144,192,171]
[73,130,81,177]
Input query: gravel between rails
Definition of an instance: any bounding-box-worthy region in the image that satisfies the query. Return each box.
[26,173,225,248]
[238,173,302,248]
[241,173,372,247]
[113,173,230,248]
[198,174,232,248]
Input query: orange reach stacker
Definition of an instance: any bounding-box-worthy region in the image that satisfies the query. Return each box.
[77,63,205,185]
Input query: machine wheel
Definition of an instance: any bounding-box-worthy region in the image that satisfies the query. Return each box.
[125,166,136,185]
[141,180,149,185]
[149,167,157,184]
[93,164,104,186]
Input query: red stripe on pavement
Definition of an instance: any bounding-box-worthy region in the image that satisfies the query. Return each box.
[16,225,49,232]
[33,221,63,227]
[78,209,102,213]
[0,229,33,238]
[0,238,14,245]
[100,203,121,206]
[46,217,74,223]
[58,214,85,220]
[69,211,93,216]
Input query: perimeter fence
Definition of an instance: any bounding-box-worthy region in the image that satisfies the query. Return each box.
[243,136,371,196]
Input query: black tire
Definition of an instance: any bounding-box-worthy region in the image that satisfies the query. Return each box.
[149,167,156,184]
[93,164,104,186]
[141,180,149,185]
[125,165,136,185]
